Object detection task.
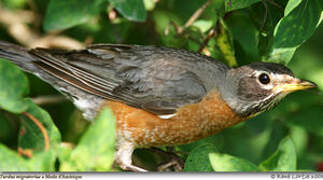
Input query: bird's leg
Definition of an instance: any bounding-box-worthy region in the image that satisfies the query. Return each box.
[150,147,185,172]
[115,141,147,172]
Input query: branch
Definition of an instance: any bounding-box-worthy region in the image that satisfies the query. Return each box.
[0,5,84,49]
[184,0,213,29]
[198,26,217,53]
[172,0,213,34]
[32,95,67,105]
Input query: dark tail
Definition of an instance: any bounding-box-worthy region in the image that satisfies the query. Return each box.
[0,41,38,73]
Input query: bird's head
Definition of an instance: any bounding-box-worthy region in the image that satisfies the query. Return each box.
[220,62,317,118]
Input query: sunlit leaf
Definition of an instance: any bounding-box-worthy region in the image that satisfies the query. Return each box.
[0,59,29,113]
[60,108,116,171]
[209,152,258,171]
[266,0,322,64]
[0,144,56,171]
[259,136,297,171]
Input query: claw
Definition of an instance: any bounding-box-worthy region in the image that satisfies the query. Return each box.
[150,147,185,172]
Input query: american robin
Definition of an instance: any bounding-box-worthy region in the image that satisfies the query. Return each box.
[0,41,317,172]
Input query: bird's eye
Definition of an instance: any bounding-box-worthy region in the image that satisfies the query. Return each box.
[258,73,270,84]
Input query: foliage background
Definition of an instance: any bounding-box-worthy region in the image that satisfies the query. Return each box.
[0,0,322,172]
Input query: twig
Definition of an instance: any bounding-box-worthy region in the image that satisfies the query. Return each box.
[198,26,217,53]
[0,5,84,49]
[22,112,50,151]
[171,0,213,34]
[184,0,213,29]
[165,21,184,35]
[32,95,67,105]
[265,0,283,10]
[30,35,85,50]
[260,1,268,31]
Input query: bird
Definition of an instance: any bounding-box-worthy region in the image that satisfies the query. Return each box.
[0,41,317,172]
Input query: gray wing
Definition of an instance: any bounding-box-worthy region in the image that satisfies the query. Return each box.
[29,44,228,115]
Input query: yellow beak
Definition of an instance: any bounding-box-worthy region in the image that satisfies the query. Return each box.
[277,79,317,93]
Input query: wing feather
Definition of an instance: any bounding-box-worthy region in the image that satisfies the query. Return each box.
[28,45,223,115]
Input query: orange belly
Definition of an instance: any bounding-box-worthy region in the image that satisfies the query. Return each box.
[103,91,245,147]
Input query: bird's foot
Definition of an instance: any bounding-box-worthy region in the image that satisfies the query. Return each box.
[157,158,184,172]
[150,147,185,172]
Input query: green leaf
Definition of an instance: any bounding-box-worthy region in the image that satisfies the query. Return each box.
[143,0,156,11]
[109,0,147,22]
[289,126,308,156]
[18,100,61,152]
[225,0,262,12]
[274,0,322,48]
[209,152,258,171]
[44,0,107,31]
[284,0,302,15]
[226,11,260,62]
[60,108,116,171]
[0,144,32,171]
[266,0,322,64]
[0,59,29,113]
[0,144,56,171]
[3,0,27,9]
[192,20,214,33]
[184,143,218,172]
[259,136,297,171]
[57,143,73,166]
[152,10,184,47]
[287,106,323,137]
[28,150,57,171]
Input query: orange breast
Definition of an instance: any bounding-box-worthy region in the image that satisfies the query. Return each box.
[103,91,245,147]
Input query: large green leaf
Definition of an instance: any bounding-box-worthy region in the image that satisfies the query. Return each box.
[60,108,116,171]
[226,11,260,63]
[109,0,147,22]
[274,0,322,48]
[184,143,218,172]
[0,59,29,113]
[259,136,297,171]
[209,152,258,171]
[225,0,262,12]
[18,100,61,153]
[44,0,107,31]
[267,0,322,64]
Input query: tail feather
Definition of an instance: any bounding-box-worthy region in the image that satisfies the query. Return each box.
[0,41,37,73]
